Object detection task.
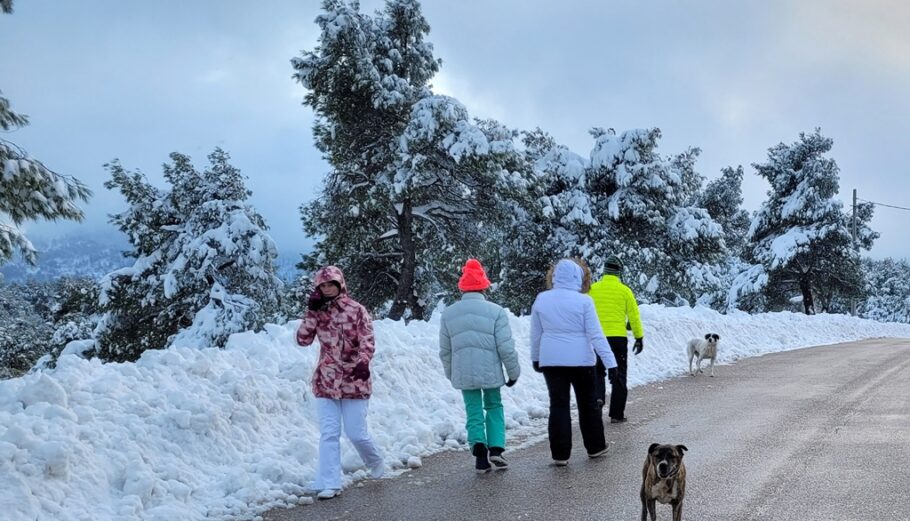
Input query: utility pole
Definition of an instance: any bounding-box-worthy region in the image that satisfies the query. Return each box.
[851,188,857,316]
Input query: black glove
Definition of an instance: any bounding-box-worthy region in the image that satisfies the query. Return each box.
[607,367,617,384]
[351,361,371,381]
[633,338,644,355]
[532,361,542,373]
[307,289,325,311]
[505,378,517,387]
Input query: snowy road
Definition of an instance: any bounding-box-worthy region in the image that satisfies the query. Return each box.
[263,338,910,521]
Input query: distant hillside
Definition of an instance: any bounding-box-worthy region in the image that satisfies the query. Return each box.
[0,235,130,283]
[1,234,303,283]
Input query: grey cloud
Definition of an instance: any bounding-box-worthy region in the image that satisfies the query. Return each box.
[2,0,908,259]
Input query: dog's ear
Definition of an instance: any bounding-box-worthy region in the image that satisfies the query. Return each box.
[648,443,660,455]
[715,334,720,340]
[676,445,688,455]
[704,333,711,340]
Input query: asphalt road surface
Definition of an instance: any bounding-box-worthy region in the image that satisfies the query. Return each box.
[263,338,910,521]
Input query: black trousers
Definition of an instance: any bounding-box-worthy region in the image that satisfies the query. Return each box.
[542,366,606,460]
[595,337,629,420]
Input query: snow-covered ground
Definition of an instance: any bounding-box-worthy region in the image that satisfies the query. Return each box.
[2,306,909,521]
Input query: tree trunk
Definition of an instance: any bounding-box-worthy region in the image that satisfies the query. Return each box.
[799,274,815,315]
[388,200,416,321]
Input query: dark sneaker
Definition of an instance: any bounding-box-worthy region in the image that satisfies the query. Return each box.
[610,417,628,424]
[488,447,509,470]
[552,459,569,467]
[472,443,492,474]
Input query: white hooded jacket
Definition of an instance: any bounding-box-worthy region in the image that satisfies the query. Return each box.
[530,260,618,368]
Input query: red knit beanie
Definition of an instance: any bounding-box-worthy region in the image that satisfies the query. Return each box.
[458,258,491,292]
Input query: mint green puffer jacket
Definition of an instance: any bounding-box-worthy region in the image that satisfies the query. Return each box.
[439,293,521,390]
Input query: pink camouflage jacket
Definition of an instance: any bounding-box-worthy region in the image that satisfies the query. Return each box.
[296,266,376,399]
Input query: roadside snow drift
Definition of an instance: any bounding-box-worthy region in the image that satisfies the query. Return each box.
[1,306,909,521]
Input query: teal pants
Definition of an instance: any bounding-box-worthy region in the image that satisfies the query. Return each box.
[462,388,505,450]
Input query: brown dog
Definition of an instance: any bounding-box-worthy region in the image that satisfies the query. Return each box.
[640,443,688,521]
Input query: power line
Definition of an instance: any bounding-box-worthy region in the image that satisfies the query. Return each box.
[856,197,910,212]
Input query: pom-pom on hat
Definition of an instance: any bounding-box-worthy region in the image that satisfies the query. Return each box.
[458,258,491,292]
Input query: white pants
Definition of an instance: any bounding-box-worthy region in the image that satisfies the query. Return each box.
[314,398,383,490]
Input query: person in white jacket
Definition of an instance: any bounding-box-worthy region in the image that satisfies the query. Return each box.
[530,258,618,466]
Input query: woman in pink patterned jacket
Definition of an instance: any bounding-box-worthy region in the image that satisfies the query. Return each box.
[296,265,384,500]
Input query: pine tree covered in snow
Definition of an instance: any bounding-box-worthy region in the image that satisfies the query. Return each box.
[47,277,100,360]
[390,99,520,316]
[697,166,751,257]
[860,257,910,323]
[497,129,591,314]
[731,130,877,314]
[585,128,726,305]
[294,0,519,319]
[0,282,54,377]
[95,149,282,361]
[0,276,99,377]
[690,166,754,310]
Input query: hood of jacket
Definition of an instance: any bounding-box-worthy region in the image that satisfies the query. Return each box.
[552,259,582,291]
[314,265,347,293]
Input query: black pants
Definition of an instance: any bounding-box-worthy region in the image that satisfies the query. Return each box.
[595,337,629,420]
[542,366,606,460]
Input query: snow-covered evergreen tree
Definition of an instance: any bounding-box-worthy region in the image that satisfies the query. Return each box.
[860,257,910,323]
[48,279,98,348]
[732,130,877,314]
[0,282,54,377]
[95,149,282,361]
[688,165,754,310]
[387,98,519,317]
[585,128,725,305]
[497,129,589,314]
[697,166,751,257]
[294,0,519,319]
[1,92,91,265]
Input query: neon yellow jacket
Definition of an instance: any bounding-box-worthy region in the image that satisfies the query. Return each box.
[587,275,644,339]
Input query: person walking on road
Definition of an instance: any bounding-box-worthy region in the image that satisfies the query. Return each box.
[587,255,644,424]
[296,265,385,500]
[440,259,521,473]
[530,258,618,466]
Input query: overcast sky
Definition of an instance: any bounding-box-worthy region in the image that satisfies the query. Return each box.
[2,0,909,259]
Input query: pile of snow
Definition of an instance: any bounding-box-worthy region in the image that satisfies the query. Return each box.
[1,306,909,521]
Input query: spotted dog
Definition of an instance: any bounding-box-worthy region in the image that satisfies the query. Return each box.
[687,333,720,377]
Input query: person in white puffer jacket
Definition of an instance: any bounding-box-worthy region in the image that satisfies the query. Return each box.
[530,258,618,466]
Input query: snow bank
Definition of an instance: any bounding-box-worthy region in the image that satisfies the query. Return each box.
[1,307,909,520]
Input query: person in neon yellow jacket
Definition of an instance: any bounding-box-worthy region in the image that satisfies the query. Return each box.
[586,255,644,424]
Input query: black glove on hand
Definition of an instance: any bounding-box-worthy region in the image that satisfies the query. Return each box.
[351,361,371,381]
[506,378,517,387]
[307,289,325,311]
[607,367,617,384]
[532,361,542,373]
[633,338,644,355]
